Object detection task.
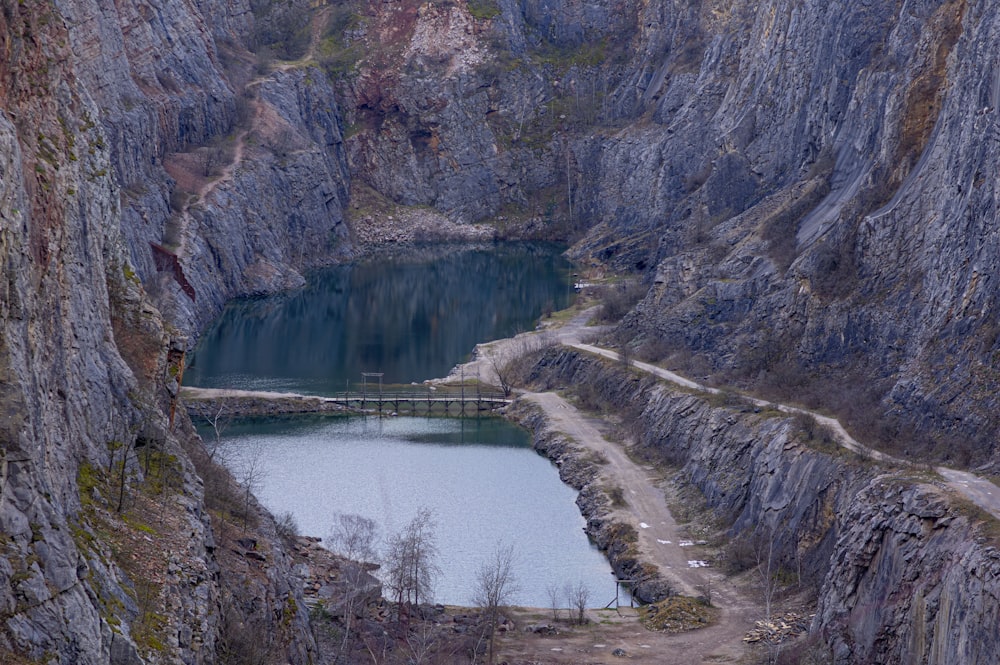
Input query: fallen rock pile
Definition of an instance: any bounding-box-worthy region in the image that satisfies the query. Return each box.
[743,612,814,644]
[353,208,496,246]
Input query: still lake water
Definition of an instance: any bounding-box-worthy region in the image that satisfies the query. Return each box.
[223,416,621,607]
[192,243,620,606]
[185,243,575,393]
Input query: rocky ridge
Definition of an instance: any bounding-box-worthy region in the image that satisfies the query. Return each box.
[328,0,1000,465]
[519,346,1000,664]
[3,0,1000,662]
[0,1,331,662]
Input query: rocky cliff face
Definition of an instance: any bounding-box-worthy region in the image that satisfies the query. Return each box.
[58,0,351,337]
[3,0,1000,661]
[596,0,1000,468]
[522,348,1000,664]
[0,1,330,662]
[328,0,1000,466]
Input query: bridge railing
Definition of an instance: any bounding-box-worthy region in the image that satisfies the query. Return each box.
[326,390,510,403]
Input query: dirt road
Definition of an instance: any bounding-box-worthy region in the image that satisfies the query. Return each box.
[563,341,1000,521]
[514,391,756,664]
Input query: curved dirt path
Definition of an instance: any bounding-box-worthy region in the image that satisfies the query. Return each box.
[493,305,999,521]
[515,391,755,664]
[562,341,1000,520]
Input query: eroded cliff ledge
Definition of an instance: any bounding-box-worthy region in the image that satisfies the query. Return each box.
[2,0,1000,661]
[328,0,1000,467]
[520,347,1000,665]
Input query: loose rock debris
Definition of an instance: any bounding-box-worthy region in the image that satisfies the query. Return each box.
[743,612,814,644]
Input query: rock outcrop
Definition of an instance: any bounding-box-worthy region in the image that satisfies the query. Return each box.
[0,1,328,662]
[4,0,1000,661]
[329,0,1000,465]
[521,347,1000,664]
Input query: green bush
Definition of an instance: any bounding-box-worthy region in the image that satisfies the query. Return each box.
[467,0,501,20]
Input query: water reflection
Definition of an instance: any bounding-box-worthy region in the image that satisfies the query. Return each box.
[186,243,574,392]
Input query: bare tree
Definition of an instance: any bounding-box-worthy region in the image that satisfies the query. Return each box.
[487,350,515,398]
[237,443,266,533]
[748,522,789,663]
[546,582,562,621]
[111,436,138,514]
[191,401,231,462]
[403,621,439,665]
[697,578,713,606]
[472,542,519,665]
[330,513,380,661]
[360,630,389,665]
[565,581,590,625]
[487,332,557,397]
[755,523,778,622]
[385,508,440,624]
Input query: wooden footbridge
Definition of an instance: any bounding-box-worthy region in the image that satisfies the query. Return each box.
[327,390,511,415]
[180,386,511,417]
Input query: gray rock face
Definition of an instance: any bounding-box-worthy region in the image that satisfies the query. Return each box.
[818,481,1000,665]
[4,0,1000,661]
[58,0,351,338]
[524,348,1000,664]
[333,0,1000,464]
[165,66,352,334]
[0,2,322,663]
[575,0,1000,464]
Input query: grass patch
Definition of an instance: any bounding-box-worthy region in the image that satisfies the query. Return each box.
[529,39,608,70]
[467,0,501,20]
[949,495,1000,547]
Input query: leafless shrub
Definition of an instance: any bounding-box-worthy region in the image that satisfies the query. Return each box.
[595,280,647,323]
[546,582,562,621]
[564,581,589,625]
[237,443,267,533]
[385,508,440,623]
[275,511,299,543]
[637,336,672,363]
[330,513,380,659]
[472,542,519,665]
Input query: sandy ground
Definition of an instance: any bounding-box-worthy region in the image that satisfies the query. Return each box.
[497,604,755,665]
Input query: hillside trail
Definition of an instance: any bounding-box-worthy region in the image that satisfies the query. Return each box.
[459,307,1000,522]
[167,107,254,258]
[468,307,1000,660]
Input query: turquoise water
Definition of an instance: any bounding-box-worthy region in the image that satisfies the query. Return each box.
[191,242,619,606]
[221,416,621,607]
[185,243,575,393]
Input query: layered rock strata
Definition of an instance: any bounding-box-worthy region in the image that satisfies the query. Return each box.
[0,1,327,662]
[334,0,1000,464]
[520,347,1000,664]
